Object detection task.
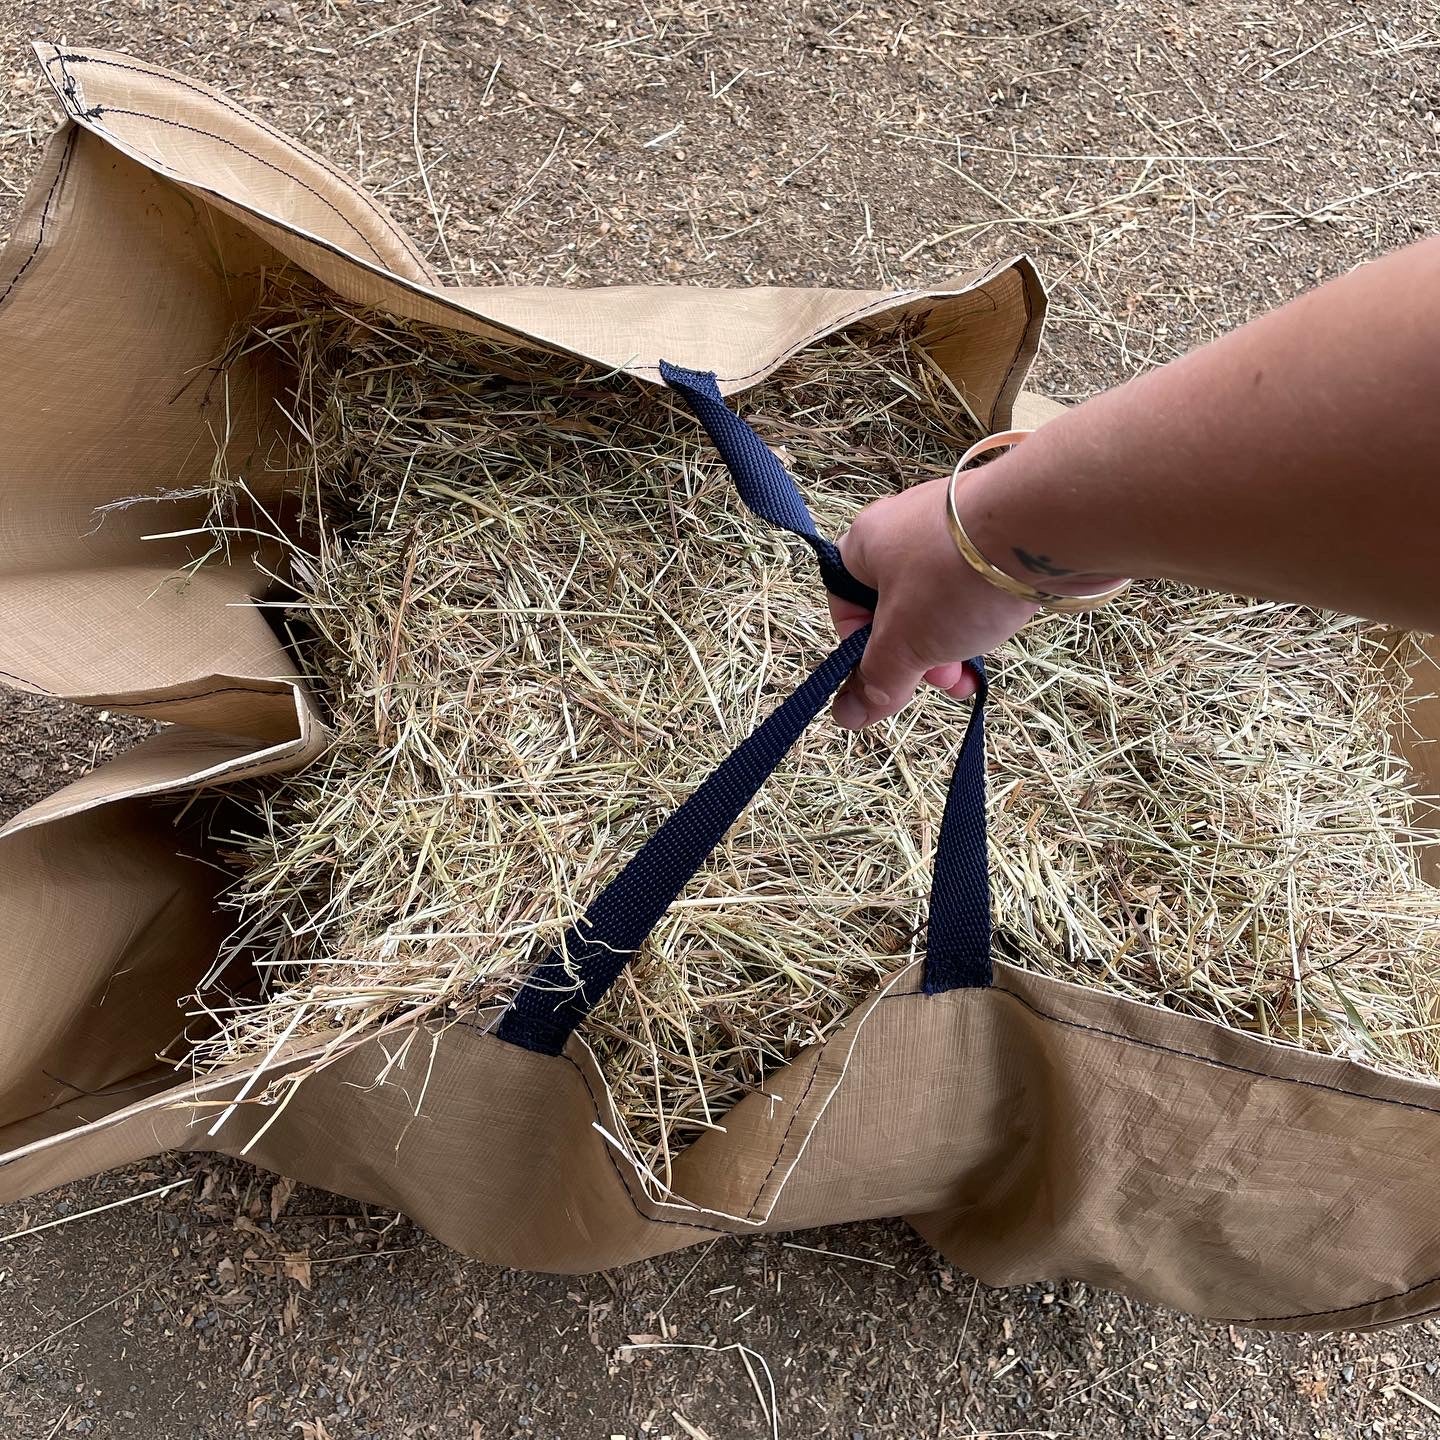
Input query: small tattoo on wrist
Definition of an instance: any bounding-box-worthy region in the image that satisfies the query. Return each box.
[1012,546,1077,579]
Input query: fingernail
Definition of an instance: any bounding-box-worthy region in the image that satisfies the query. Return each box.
[862,683,891,709]
[834,691,866,730]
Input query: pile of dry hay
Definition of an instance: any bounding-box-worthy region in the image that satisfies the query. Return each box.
[187,273,1440,1175]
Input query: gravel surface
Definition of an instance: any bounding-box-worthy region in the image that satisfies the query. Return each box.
[4,1,1440,1435]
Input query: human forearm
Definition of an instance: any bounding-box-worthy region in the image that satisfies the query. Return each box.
[961,236,1440,632]
[832,237,1440,729]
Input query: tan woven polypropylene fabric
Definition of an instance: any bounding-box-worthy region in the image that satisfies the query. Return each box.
[4,43,1440,1334]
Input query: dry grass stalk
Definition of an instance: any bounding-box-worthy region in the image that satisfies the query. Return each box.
[187,272,1439,1176]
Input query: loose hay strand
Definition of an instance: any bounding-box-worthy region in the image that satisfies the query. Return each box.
[188,271,1440,1177]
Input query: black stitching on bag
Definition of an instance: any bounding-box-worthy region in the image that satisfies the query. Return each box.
[0,665,58,695]
[0,673,296,713]
[565,1052,736,1237]
[38,52,1029,392]
[991,983,1440,1123]
[986,983,1440,1326]
[450,1014,728,1239]
[1236,1274,1440,1329]
[168,739,312,790]
[47,52,431,274]
[0,127,76,311]
[103,682,294,711]
[458,984,1440,1322]
[77,106,392,268]
[53,48,84,117]
[1350,1290,1440,1333]
[745,1051,829,1221]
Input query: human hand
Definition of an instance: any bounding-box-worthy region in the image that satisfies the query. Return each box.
[828,474,1040,729]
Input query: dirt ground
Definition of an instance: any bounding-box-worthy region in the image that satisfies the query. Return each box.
[4,1,1440,1435]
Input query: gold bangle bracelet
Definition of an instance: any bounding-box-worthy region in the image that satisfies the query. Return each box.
[944,430,1132,614]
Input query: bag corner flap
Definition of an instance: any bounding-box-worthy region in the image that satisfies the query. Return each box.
[30,39,435,286]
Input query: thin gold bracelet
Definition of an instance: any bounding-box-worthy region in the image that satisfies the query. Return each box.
[945,431,1132,614]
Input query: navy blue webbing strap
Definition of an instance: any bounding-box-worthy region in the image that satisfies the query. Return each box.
[922,677,991,994]
[495,625,870,1055]
[657,363,879,613]
[495,363,991,1057]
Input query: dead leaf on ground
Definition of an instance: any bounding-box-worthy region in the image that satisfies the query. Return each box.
[270,1175,297,1223]
[282,1251,312,1289]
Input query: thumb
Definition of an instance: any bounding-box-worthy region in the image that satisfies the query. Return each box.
[832,610,929,730]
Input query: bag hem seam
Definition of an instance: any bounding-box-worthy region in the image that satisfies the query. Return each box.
[45,50,433,276]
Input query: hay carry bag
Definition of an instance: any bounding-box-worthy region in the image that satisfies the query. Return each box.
[5,43,1440,1333]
